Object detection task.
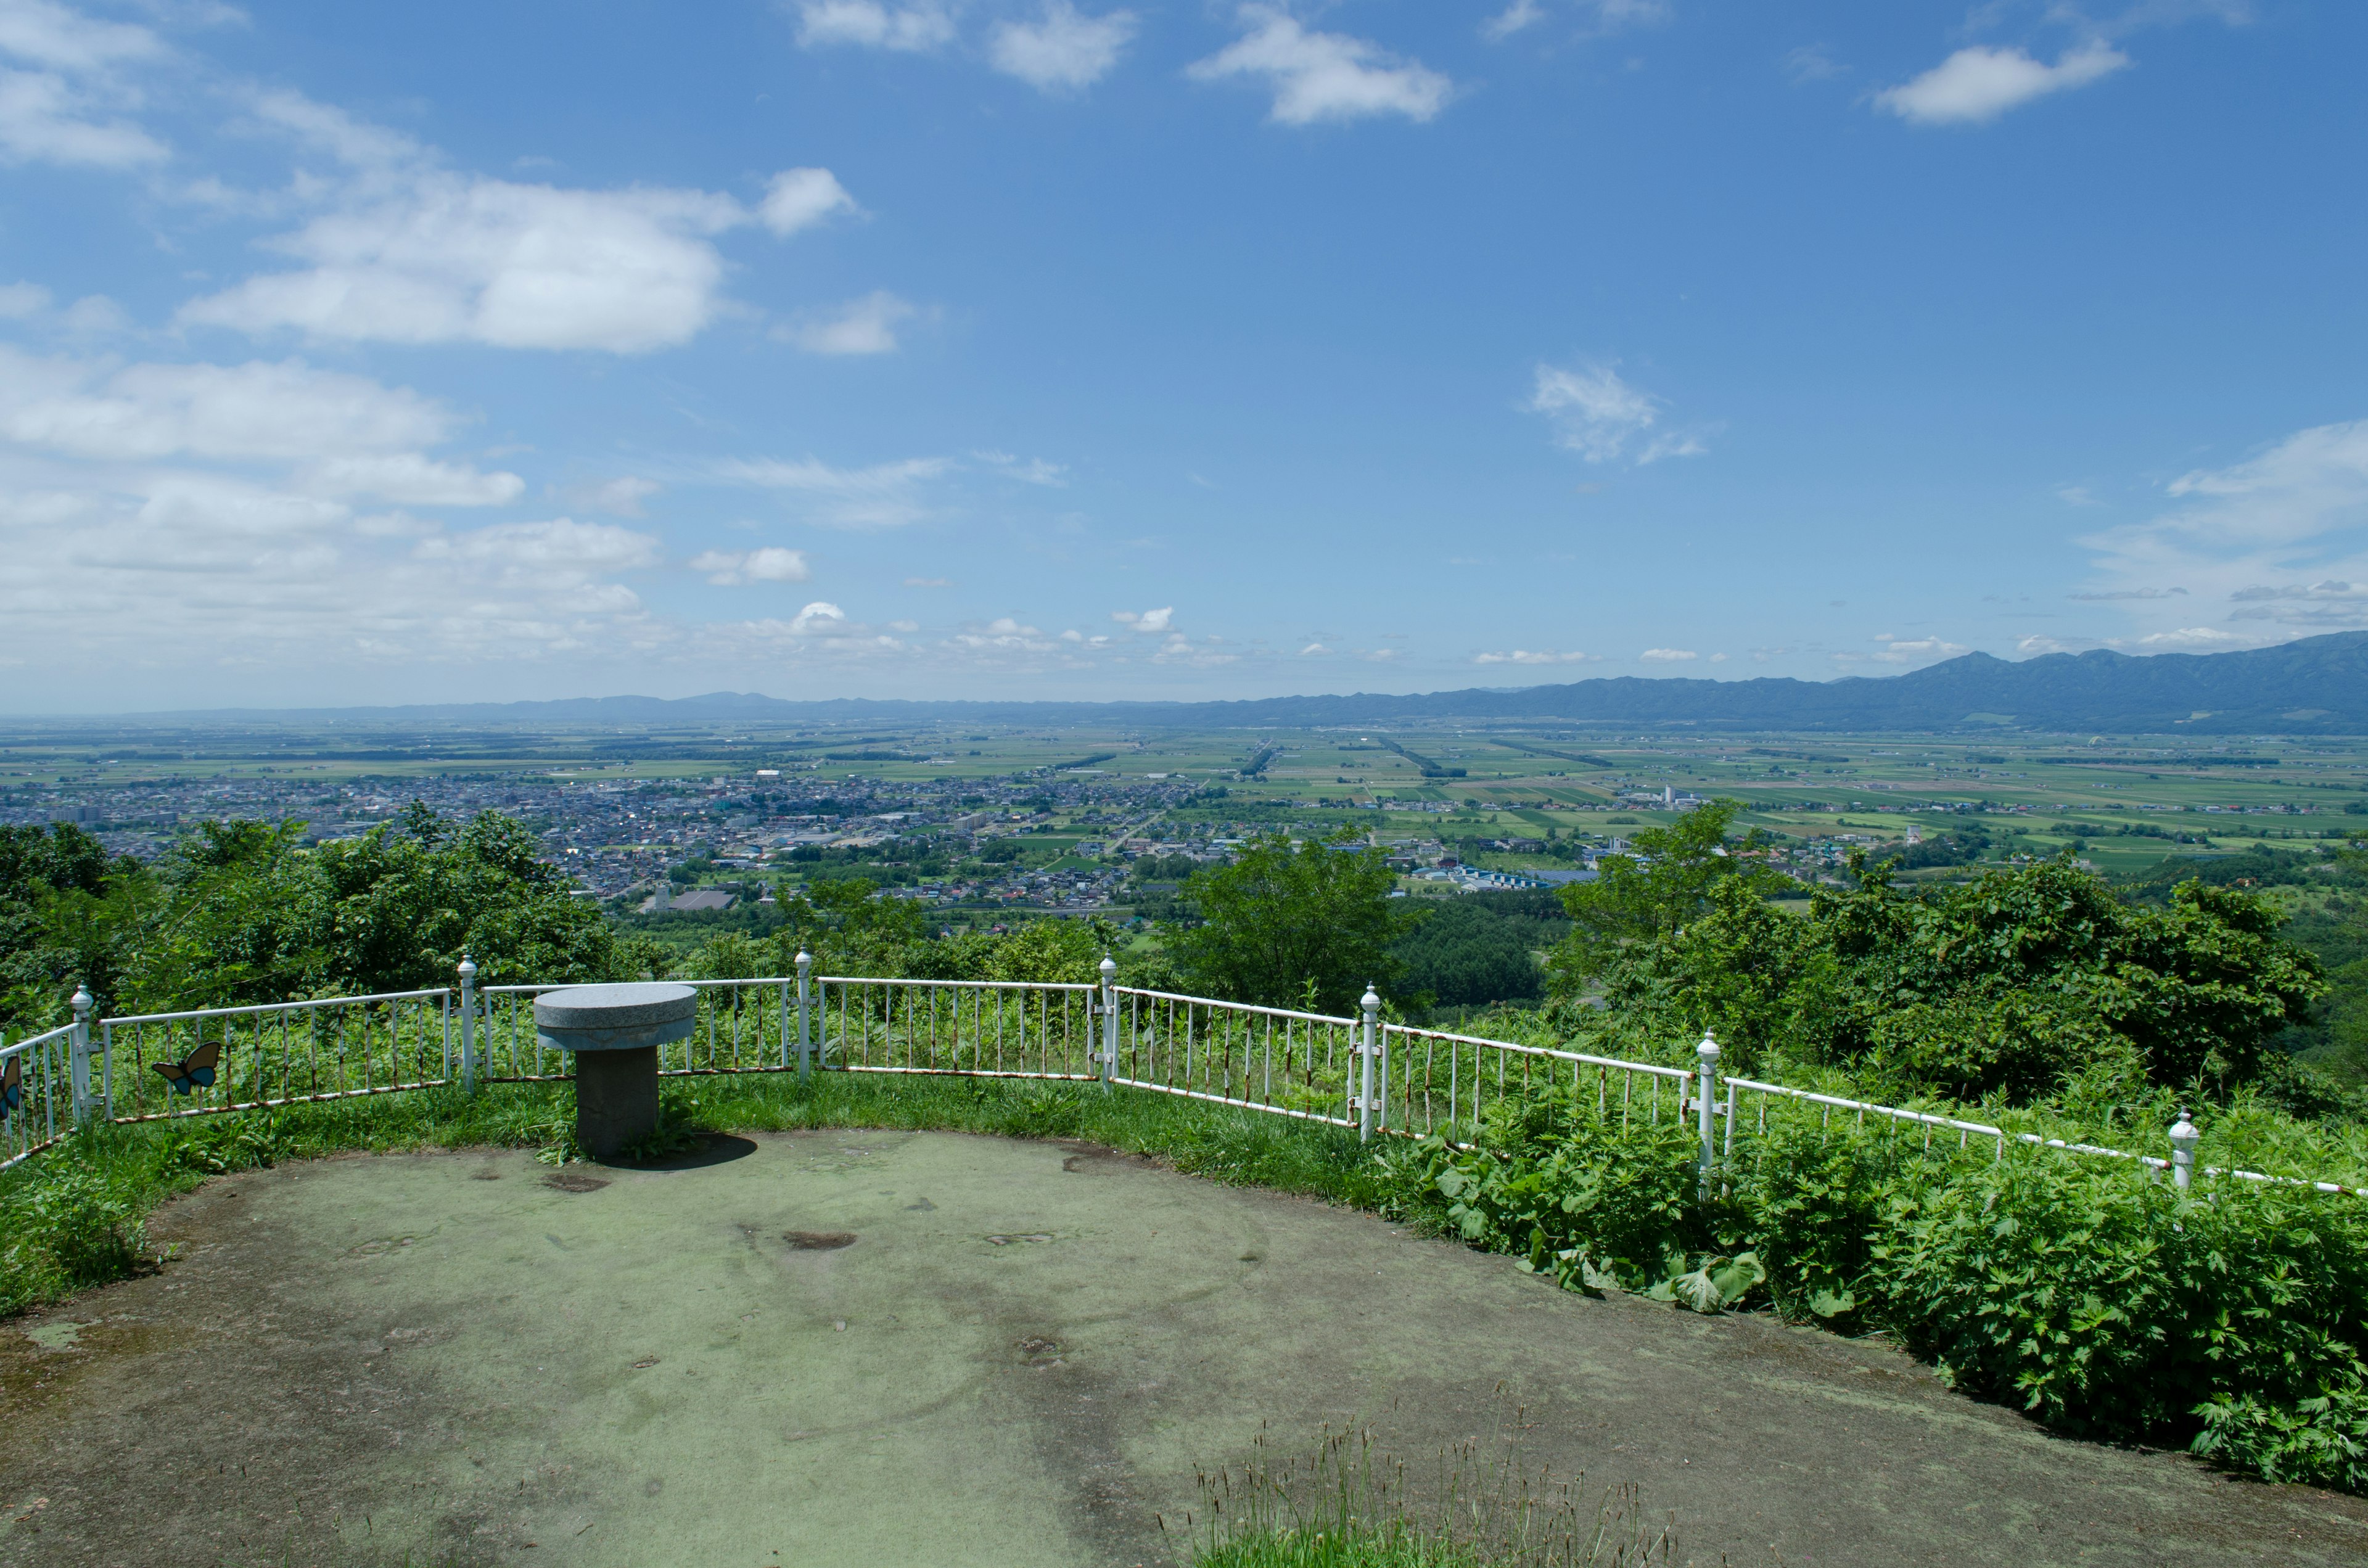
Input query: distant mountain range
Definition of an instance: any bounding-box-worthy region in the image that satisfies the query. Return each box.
[86,630,2368,736]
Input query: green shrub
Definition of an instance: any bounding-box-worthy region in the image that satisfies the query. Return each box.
[1384,1102,2368,1495]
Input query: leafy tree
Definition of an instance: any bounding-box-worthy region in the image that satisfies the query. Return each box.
[1592,854,2321,1099]
[312,809,618,991]
[1547,799,1782,991]
[0,823,149,1024]
[1390,898,1561,1009]
[1167,830,1407,1012]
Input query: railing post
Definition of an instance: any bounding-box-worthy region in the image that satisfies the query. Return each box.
[68,983,92,1125]
[1098,954,1117,1093]
[796,950,813,1080]
[1359,984,1381,1143]
[2168,1108,2198,1192]
[457,956,478,1094]
[1695,1032,1719,1197]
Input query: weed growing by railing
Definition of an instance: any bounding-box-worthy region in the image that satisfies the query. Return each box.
[1383,1091,2368,1493]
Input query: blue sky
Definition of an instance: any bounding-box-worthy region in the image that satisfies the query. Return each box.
[1,0,2363,710]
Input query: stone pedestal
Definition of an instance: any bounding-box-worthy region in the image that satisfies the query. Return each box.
[574,1045,660,1158]
[533,983,697,1162]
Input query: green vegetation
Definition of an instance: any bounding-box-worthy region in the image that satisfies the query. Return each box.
[1191,1424,1669,1568]
[1391,894,1566,1011]
[1169,831,1407,1013]
[1,807,623,1024]
[1391,1086,2368,1493]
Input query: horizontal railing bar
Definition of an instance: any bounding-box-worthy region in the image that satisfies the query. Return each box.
[1112,987,1357,1027]
[103,990,451,1025]
[2,1023,77,1053]
[1722,1076,2004,1137]
[815,977,1098,993]
[106,1079,453,1122]
[1111,1076,1360,1128]
[1388,1023,1695,1080]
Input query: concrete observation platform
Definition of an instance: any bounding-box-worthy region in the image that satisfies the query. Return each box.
[4,1131,2363,1568]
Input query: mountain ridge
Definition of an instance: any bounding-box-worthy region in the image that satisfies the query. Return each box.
[45,630,2368,736]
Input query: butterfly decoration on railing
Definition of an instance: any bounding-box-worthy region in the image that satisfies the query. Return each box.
[0,1054,20,1121]
[152,1041,222,1097]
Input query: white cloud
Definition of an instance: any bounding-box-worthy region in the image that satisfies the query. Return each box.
[758,167,857,236]
[691,545,812,585]
[1486,1,1666,41]
[415,516,660,580]
[990,2,1135,91]
[786,290,918,355]
[2135,626,2242,648]
[1865,633,1969,663]
[1299,641,1328,655]
[0,279,47,316]
[1111,605,1174,632]
[295,454,525,506]
[0,62,166,166]
[0,1,164,72]
[974,449,1067,486]
[1474,648,1603,665]
[2017,634,2073,655]
[1784,44,1844,84]
[1639,647,1696,662]
[1481,1,1544,40]
[1875,41,2128,126]
[719,453,950,528]
[796,1,958,51]
[1188,6,1452,126]
[570,475,660,517]
[1527,361,1706,464]
[2079,419,2368,636]
[0,348,469,462]
[791,600,847,632]
[904,575,952,587]
[175,96,857,354]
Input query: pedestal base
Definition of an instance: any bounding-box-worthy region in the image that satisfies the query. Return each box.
[575,1046,658,1160]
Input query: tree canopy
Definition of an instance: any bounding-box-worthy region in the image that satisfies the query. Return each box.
[1167,830,1406,1013]
[1565,852,2321,1101]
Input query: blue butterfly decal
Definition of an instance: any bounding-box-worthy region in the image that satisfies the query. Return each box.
[152,1041,221,1096]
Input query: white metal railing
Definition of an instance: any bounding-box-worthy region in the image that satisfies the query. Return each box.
[1109,988,1367,1127]
[1720,1073,2368,1198]
[1383,1021,1693,1141]
[96,990,455,1123]
[1,1020,74,1169]
[14,956,2356,1200]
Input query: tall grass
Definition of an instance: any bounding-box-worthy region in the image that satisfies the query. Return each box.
[1185,1419,1671,1568]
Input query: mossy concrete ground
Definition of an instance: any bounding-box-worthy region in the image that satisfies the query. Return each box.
[3,1129,2365,1567]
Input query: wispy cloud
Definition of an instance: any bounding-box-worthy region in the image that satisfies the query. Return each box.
[1526,361,1708,464]
[719,454,952,528]
[1875,41,2126,126]
[2078,418,2368,636]
[1473,648,1605,665]
[794,1,958,52]
[990,2,1136,92]
[690,546,811,585]
[1188,6,1452,126]
[783,290,921,355]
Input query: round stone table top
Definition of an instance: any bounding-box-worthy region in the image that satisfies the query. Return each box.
[534,982,698,1052]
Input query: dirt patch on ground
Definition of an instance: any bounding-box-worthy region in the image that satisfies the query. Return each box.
[2,1131,2364,1568]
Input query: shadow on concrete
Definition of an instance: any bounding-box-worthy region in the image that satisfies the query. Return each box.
[606,1133,760,1172]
